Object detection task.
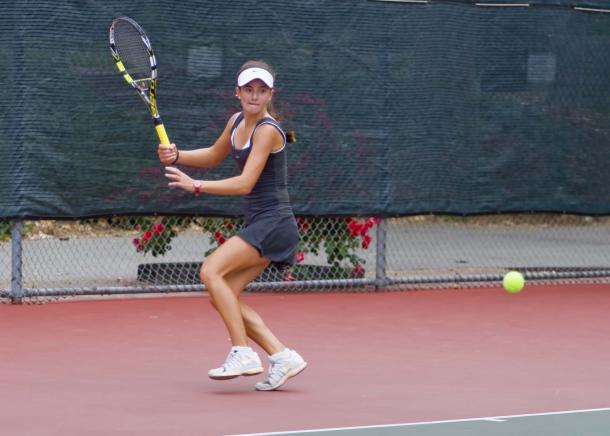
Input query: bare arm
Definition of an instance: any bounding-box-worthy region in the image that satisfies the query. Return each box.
[165,124,283,196]
[157,113,238,168]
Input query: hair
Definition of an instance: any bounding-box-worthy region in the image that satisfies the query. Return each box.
[237,60,296,143]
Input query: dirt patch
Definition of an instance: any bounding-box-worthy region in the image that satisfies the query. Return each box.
[396,213,610,228]
[24,220,135,240]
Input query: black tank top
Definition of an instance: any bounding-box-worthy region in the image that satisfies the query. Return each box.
[230,113,293,223]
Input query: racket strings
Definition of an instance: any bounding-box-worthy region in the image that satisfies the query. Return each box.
[113,23,153,82]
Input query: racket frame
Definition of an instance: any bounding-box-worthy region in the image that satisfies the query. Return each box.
[109,17,171,147]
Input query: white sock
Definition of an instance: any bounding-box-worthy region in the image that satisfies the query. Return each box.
[270,348,291,359]
[231,346,252,353]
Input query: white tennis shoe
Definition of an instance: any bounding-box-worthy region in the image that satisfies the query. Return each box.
[208,346,264,380]
[255,348,307,391]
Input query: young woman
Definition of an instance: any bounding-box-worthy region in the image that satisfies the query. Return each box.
[158,60,306,391]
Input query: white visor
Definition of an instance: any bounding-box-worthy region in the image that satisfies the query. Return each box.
[237,67,274,88]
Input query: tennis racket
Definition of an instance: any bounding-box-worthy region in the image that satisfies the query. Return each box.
[109,17,171,148]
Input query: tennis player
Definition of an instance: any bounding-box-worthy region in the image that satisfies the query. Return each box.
[159,60,306,391]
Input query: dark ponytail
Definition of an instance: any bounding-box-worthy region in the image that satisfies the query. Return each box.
[285,130,296,143]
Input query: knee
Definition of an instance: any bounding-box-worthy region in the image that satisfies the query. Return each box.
[199,262,215,287]
[200,262,224,295]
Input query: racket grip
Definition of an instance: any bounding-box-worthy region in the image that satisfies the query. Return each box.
[155,123,171,148]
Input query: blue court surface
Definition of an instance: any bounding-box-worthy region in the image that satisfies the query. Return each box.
[234,408,610,436]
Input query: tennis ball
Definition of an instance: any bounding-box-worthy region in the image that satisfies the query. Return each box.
[503,271,525,293]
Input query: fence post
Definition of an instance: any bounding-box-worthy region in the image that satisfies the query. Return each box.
[10,220,23,304]
[375,218,387,291]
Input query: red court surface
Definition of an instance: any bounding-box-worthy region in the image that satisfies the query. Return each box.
[1,284,610,435]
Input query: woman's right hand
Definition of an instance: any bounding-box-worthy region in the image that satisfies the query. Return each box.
[158,143,178,164]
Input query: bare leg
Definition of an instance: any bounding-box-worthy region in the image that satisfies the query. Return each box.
[223,265,286,356]
[206,252,306,390]
[200,236,268,346]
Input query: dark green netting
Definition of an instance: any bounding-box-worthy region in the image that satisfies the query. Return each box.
[1,0,609,218]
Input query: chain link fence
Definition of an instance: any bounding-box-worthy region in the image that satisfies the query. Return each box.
[2,214,609,303]
[0,220,11,301]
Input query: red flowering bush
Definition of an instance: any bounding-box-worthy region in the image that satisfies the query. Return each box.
[119,216,238,258]
[128,216,180,257]
[200,217,243,256]
[122,215,378,277]
[103,216,178,257]
[295,216,379,276]
[197,217,378,275]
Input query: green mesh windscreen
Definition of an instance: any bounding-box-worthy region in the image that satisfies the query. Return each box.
[1,0,610,219]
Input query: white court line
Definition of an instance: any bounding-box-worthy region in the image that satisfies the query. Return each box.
[228,407,610,436]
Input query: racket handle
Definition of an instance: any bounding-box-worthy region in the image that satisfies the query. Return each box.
[155,123,171,148]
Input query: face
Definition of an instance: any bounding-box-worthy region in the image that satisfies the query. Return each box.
[236,79,273,115]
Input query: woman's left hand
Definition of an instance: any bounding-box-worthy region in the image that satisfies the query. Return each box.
[165,166,195,193]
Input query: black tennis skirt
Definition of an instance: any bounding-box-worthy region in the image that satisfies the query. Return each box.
[237,213,299,267]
